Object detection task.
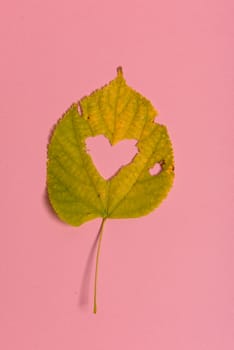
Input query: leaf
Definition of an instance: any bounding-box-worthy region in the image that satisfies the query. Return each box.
[47,67,175,226]
[46,67,175,313]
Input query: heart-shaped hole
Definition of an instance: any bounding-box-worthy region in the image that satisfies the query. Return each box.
[86,135,138,180]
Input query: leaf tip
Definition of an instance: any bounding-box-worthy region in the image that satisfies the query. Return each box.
[117,66,123,77]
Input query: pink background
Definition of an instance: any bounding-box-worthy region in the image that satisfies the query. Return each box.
[1,0,234,349]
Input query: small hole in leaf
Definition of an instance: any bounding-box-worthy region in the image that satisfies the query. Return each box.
[149,163,162,176]
[77,103,82,115]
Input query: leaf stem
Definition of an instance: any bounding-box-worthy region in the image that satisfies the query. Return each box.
[93,218,107,314]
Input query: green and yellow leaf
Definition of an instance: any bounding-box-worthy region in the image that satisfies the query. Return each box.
[47,67,174,226]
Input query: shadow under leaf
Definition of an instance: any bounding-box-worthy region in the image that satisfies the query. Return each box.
[79,229,99,307]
